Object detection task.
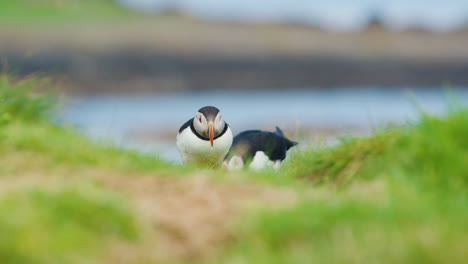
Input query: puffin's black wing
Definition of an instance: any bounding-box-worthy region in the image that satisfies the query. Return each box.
[178,118,194,134]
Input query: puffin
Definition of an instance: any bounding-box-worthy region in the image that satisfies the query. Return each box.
[225,127,297,170]
[176,106,233,167]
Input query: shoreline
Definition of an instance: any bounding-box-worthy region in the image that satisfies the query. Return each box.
[4,50,468,94]
[2,20,468,94]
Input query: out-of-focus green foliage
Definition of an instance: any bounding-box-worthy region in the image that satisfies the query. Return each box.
[0,74,467,264]
[217,189,467,264]
[0,74,56,125]
[214,106,468,264]
[0,74,174,173]
[0,185,138,264]
[283,107,468,192]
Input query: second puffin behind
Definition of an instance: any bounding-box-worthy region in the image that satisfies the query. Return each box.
[177,106,233,167]
[225,127,297,170]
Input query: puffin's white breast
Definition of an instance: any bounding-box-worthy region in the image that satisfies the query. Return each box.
[176,126,233,166]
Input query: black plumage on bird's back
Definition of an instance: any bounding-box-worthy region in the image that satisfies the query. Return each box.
[226,127,297,164]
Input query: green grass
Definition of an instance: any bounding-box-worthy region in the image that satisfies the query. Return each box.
[218,190,467,264]
[0,184,139,264]
[1,121,175,172]
[0,0,138,25]
[213,103,468,264]
[239,105,468,191]
[0,74,467,263]
[0,75,56,124]
[0,74,177,174]
[0,74,164,263]
[282,107,468,191]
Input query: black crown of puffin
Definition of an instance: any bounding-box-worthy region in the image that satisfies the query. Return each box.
[191,106,228,147]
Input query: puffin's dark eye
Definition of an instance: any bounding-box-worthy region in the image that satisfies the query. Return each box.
[199,116,202,122]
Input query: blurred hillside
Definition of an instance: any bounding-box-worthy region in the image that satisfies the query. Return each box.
[1,0,468,93]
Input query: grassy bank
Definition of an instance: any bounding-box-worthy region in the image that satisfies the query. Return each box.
[215,108,468,263]
[0,74,467,263]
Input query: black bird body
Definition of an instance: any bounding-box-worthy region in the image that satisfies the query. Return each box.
[225,127,297,170]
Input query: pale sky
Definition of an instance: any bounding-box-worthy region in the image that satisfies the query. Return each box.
[118,0,468,31]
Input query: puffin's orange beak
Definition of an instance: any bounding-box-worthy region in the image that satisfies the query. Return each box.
[208,121,214,147]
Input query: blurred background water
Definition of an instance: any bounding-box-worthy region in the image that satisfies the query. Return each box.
[1,0,468,162]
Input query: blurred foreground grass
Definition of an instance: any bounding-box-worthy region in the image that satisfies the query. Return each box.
[0,74,467,263]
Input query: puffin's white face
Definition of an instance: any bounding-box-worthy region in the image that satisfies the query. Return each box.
[213,112,226,134]
[193,111,226,146]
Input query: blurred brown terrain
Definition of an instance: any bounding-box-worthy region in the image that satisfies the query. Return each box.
[2,16,468,94]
